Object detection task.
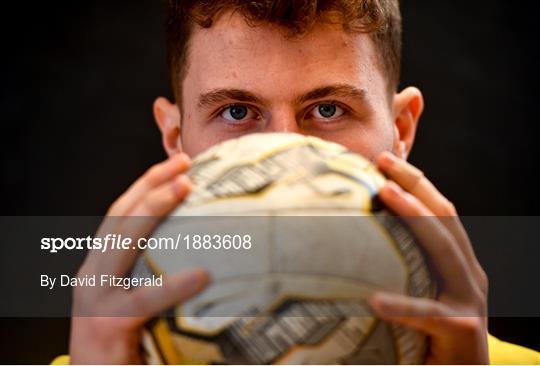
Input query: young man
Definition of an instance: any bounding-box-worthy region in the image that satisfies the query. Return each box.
[66,0,539,364]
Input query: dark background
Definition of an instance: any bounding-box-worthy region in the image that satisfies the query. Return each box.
[1,0,539,363]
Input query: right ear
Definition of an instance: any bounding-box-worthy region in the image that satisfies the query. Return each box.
[153,97,183,156]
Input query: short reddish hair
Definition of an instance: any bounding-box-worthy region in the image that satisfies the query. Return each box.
[166,0,402,101]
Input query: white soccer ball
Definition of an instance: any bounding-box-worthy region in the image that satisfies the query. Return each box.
[135,133,436,364]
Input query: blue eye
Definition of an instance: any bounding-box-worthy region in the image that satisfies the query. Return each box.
[220,105,257,121]
[310,103,344,119]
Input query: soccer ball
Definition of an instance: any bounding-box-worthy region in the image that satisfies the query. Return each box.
[133,133,436,364]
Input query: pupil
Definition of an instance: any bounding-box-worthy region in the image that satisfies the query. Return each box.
[319,104,336,118]
[230,106,248,120]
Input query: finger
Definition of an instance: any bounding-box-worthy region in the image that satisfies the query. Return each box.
[439,218,488,296]
[377,152,452,215]
[107,153,191,216]
[368,291,487,362]
[379,181,476,299]
[129,174,192,217]
[89,175,192,277]
[377,152,487,294]
[122,269,210,324]
[368,291,452,336]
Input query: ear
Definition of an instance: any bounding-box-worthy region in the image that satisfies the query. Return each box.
[153,97,183,156]
[392,86,424,159]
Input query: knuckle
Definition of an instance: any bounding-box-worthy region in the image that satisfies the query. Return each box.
[460,284,487,317]
[143,185,182,215]
[107,200,122,216]
[471,288,487,311]
[176,154,190,171]
[144,165,162,187]
[443,200,458,216]
[403,167,425,192]
[434,226,457,255]
[457,317,484,337]
[413,167,425,179]
[477,268,489,296]
[171,177,190,199]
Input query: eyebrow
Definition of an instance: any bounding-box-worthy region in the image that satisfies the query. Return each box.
[197,84,366,109]
[295,84,367,105]
[198,89,264,109]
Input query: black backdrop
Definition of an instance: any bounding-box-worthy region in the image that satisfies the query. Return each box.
[1,0,539,363]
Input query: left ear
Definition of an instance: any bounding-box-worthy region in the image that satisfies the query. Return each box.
[153,97,183,156]
[392,86,424,159]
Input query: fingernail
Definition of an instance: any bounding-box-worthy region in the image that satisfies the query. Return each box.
[184,269,209,291]
[180,153,192,164]
[171,153,191,166]
[173,175,192,197]
[368,292,393,312]
[371,292,392,305]
[178,174,192,186]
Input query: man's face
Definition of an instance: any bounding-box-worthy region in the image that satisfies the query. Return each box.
[157,11,422,161]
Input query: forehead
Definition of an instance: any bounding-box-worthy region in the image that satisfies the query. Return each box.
[183,11,385,103]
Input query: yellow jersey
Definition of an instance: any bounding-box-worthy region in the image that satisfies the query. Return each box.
[52,334,539,365]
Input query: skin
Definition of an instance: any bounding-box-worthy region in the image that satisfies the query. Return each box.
[70,11,489,364]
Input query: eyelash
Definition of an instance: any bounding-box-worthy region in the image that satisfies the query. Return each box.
[214,101,351,122]
[305,101,350,120]
[216,104,261,121]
